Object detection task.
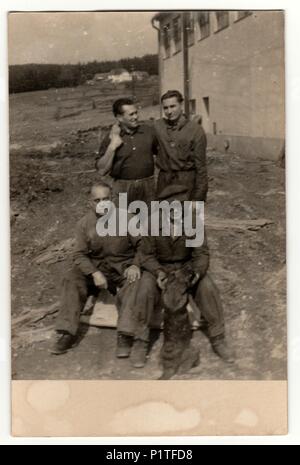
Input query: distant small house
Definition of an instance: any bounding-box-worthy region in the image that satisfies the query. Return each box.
[93,73,109,82]
[132,71,149,81]
[107,68,132,83]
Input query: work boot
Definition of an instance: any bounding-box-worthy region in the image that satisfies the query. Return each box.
[50,332,75,355]
[116,333,133,358]
[211,335,234,364]
[131,339,148,368]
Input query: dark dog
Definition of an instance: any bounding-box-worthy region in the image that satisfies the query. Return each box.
[159,268,200,380]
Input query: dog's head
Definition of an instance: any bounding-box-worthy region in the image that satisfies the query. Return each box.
[162,268,194,313]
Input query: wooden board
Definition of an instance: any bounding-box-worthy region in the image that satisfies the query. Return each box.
[80,302,118,328]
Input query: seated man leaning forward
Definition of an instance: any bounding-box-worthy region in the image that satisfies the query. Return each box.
[138,184,234,365]
[95,98,158,205]
[51,182,155,368]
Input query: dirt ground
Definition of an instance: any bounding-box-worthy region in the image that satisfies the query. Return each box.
[10,92,286,381]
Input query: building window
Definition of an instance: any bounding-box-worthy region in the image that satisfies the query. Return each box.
[215,11,229,32]
[189,99,196,115]
[173,16,182,53]
[197,11,210,40]
[203,97,210,116]
[235,11,252,21]
[162,23,171,58]
[186,13,195,46]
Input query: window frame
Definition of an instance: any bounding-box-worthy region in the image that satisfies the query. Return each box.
[189,98,197,116]
[197,11,211,41]
[214,11,230,33]
[173,15,182,54]
[186,12,195,47]
[162,22,171,59]
[203,96,210,117]
[234,11,253,22]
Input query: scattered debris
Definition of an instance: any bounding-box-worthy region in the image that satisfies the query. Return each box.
[12,302,59,349]
[71,169,97,175]
[206,217,274,232]
[277,143,285,169]
[10,208,20,225]
[258,189,285,197]
[34,238,75,265]
[12,327,54,350]
[12,302,60,329]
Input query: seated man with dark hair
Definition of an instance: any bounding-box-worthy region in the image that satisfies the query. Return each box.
[51,182,155,368]
[96,98,158,205]
[138,184,234,367]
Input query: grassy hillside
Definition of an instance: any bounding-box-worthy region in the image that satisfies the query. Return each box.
[9,78,160,151]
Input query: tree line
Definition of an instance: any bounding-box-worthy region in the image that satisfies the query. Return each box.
[9,54,158,94]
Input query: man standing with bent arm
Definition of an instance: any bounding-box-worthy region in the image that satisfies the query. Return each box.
[96,98,158,205]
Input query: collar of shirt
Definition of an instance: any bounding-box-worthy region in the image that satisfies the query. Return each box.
[164,114,188,131]
[159,218,185,240]
[120,124,145,137]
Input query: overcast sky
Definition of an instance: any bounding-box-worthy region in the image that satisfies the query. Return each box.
[8,12,158,65]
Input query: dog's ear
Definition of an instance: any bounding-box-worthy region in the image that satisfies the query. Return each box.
[181,268,196,288]
[188,270,196,284]
[166,271,177,286]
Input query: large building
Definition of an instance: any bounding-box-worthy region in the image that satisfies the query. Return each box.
[152,11,285,159]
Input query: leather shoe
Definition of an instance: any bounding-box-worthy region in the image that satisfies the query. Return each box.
[116,334,133,358]
[51,332,75,355]
[211,336,234,364]
[131,339,148,368]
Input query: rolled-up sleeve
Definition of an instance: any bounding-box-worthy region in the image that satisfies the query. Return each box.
[139,236,163,276]
[192,127,208,201]
[191,232,210,278]
[128,233,143,268]
[95,132,111,170]
[73,219,98,276]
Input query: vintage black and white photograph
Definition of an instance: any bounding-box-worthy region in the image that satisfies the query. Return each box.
[9,10,286,382]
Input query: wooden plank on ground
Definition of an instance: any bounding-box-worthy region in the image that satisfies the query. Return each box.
[80,302,118,328]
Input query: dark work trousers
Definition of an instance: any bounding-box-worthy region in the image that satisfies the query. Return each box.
[56,264,224,341]
[113,175,156,206]
[118,264,225,343]
[150,262,225,340]
[56,264,149,338]
[117,271,161,342]
[157,170,196,200]
[163,263,225,338]
[193,272,225,338]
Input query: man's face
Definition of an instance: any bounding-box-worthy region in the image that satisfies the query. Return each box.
[117,104,139,130]
[90,186,112,216]
[162,97,183,122]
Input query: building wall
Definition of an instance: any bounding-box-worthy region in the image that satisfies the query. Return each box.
[158,11,285,159]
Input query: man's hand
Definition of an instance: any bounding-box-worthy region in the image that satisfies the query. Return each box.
[92,271,108,289]
[109,123,123,150]
[157,270,167,290]
[124,265,141,284]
